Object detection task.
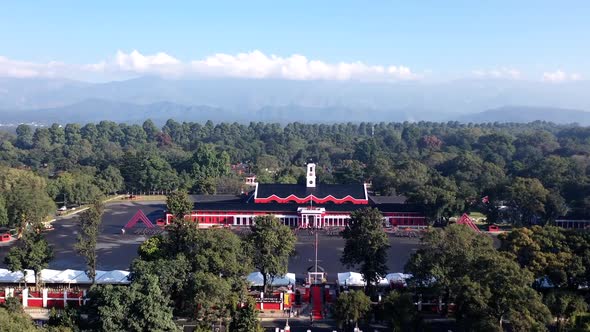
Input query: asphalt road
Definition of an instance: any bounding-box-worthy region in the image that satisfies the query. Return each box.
[0,202,420,277]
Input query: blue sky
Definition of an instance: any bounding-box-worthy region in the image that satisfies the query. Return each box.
[0,1,588,82]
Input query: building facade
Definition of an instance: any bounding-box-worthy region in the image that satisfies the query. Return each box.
[167,163,427,228]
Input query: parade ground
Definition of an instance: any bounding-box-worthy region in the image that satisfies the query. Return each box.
[0,201,420,276]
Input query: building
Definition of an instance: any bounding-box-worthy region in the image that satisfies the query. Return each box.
[166,163,427,228]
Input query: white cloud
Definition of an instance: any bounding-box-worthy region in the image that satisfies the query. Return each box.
[189,50,419,81]
[542,70,582,83]
[0,50,420,82]
[472,68,521,80]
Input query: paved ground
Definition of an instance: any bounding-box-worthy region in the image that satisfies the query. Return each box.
[0,201,166,270]
[0,202,420,276]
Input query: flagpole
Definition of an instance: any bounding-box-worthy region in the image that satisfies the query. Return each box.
[315,231,318,275]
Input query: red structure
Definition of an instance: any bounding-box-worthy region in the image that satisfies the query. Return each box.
[124,210,155,229]
[457,213,481,233]
[166,163,427,229]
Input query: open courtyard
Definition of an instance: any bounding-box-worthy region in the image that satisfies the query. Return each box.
[0,201,421,277]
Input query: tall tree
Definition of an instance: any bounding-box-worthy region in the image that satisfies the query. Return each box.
[407,224,550,330]
[4,227,53,289]
[381,291,418,332]
[83,277,179,332]
[508,177,549,225]
[0,307,39,332]
[247,215,296,293]
[341,207,389,291]
[166,190,193,220]
[0,195,8,227]
[96,166,124,195]
[332,290,371,330]
[229,297,263,332]
[544,291,588,331]
[75,199,104,283]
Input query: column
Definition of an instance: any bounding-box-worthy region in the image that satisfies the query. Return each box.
[22,288,28,308]
[42,288,48,308]
[64,289,68,307]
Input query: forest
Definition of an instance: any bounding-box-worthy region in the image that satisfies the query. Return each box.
[2,119,590,228]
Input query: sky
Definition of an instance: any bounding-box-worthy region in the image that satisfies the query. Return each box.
[0,1,588,82]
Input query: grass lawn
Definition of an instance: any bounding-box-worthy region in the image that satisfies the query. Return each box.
[110,194,167,202]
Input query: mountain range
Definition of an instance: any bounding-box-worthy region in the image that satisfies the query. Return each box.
[0,77,589,125]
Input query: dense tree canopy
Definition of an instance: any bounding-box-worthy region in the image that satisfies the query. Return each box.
[406,224,551,331]
[4,120,590,224]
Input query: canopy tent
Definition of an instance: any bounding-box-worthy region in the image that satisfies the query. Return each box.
[95,270,131,284]
[53,269,91,284]
[337,272,366,287]
[40,269,64,283]
[337,272,412,287]
[247,272,296,287]
[0,269,35,283]
[385,273,412,286]
[0,268,130,285]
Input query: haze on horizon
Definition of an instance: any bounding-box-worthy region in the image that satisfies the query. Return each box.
[0,1,589,124]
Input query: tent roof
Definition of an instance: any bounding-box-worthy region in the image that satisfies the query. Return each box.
[95,270,130,284]
[0,268,130,285]
[247,272,296,287]
[337,272,366,287]
[0,269,35,283]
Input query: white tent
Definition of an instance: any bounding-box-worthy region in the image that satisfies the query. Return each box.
[40,269,64,283]
[53,269,90,284]
[337,272,366,287]
[385,273,412,286]
[247,272,296,287]
[95,270,130,284]
[0,268,130,285]
[0,269,35,283]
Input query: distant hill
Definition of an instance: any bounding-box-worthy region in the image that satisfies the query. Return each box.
[0,99,450,125]
[1,76,590,125]
[1,76,589,114]
[456,106,590,125]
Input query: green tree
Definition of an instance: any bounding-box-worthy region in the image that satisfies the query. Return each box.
[0,195,8,226]
[381,291,418,332]
[499,226,587,289]
[4,228,53,289]
[15,124,33,149]
[0,167,55,229]
[96,166,124,195]
[405,224,494,315]
[126,275,179,332]
[544,291,588,331]
[407,225,551,330]
[0,306,39,332]
[75,200,103,283]
[83,285,129,332]
[341,207,389,292]
[84,276,179,332]
[166,190,192,220]
[229,297,263,332]
[247,215,296,293]
[332,290,371,330]
[508,177,549,225]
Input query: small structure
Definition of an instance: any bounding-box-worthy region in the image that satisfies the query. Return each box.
[0,233,11,242]
[457,213,481,233]
[124,210,155,229]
